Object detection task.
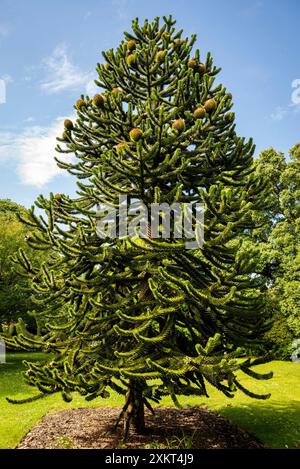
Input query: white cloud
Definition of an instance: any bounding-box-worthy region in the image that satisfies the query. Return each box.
[0,132,17,162]
[0,116,75,187]
[291,78,300,107]
[40,43,97,95]
[23,65,36,82]
[1,74,13,83]
[270,80,300,121]
[85,79,99,96]
[270,106,288,122]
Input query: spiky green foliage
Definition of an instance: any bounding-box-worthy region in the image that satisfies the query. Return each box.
[1,16,272,432]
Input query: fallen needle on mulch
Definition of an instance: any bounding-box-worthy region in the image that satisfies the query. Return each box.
[17,406,263,449]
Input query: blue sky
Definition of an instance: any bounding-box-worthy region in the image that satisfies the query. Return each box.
[0,0,299,208]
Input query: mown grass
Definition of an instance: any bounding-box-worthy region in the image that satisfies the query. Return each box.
[0,353,299,449]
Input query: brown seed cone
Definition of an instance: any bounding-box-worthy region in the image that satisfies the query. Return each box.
[127,39,136,51]
[76,99,86,110]
[111,87,122,95]
[92,94,105,108]
[198,63,206,74]
[225,112,235,122]
[126,53,136,68]
[187,58,198,69]
[204,98,217,113]
[172,39,185,48]
[155,50,166,63]
[54,193,62,204]
[129,128,143,142]
[64,119,73,130]
[116,142,129,154]
[193,107,206,119]
[172,118,186,132]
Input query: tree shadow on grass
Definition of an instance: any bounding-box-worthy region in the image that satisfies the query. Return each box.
[0,352,47,373]
[0,353,49,398]
[218,400,300,449]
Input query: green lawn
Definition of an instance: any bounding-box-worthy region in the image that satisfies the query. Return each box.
[0,353,300,449]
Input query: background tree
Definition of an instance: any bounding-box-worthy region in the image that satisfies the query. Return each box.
[2,16,272,437]
[239,144,300,357]
[274,143,300,341]
[0,200,32,327]
[0,199,52,333]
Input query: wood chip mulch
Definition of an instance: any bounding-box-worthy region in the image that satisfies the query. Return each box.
[17,406,264,449]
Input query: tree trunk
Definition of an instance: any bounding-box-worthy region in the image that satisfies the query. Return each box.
[124,382,145,438]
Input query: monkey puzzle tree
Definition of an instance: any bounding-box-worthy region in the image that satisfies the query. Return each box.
[2,16,272,437]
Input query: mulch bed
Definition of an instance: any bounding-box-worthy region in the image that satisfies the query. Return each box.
[17,406,263,449]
